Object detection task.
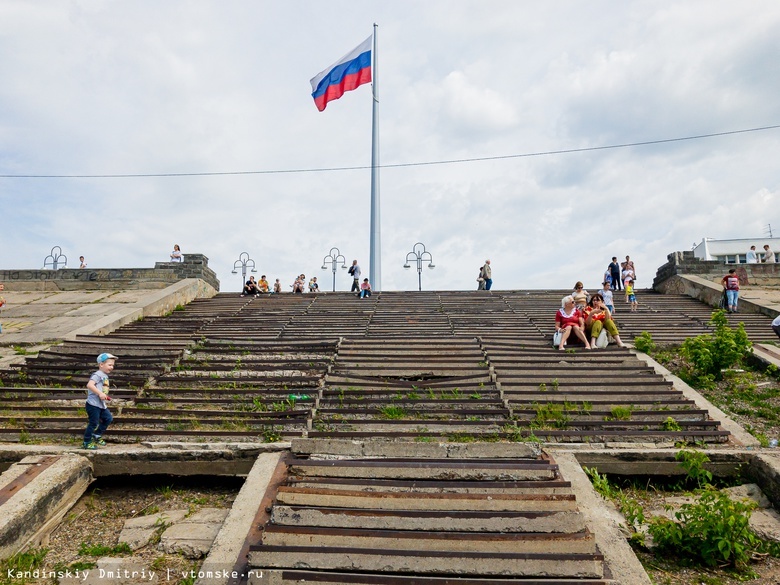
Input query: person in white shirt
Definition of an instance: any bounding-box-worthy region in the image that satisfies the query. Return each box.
[746,246,758,264]
[763,245,776,264]
[170,245,183,262]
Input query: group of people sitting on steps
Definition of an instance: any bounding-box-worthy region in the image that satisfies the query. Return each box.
[291,274,321,294]
[241,275,282,296]
[554,281,626,350]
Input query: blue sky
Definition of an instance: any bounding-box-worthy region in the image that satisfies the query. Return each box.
[1,1,779,291]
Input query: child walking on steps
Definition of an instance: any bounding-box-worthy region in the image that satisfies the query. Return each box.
[625,279,638,312]
[83,353,116,449]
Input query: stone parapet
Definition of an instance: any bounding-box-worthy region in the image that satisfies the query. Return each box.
[654,250,780,290]
[1,253,220,292]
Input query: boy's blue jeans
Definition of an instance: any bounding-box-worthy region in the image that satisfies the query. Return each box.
[84,404,113,443]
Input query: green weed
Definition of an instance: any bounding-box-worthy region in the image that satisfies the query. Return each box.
[676,449,713,488]
[660,417,682,432]
[78,542,132,556]
[378,405,406,419]
[605,405,633,421]
[261,426,282,442]
[0,548,48,583]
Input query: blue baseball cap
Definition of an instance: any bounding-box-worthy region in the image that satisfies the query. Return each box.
[97,353,117,364]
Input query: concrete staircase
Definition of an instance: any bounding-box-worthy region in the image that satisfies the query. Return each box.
[6,288,774,444]
[247,439,609,585]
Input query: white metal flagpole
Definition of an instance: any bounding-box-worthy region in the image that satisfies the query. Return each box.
[369,23,381,291]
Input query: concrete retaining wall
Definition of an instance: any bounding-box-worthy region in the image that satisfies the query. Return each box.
[0,253,220,292]
[64,278,217,340]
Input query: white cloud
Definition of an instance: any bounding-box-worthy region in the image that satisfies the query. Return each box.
[1,0,779,292]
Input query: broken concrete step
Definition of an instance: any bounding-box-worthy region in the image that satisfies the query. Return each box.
[503,390,684,401]
[261,525,597,554]
[313,421,507,433]
[288,459,557,481]
[0,454,92,558]
[291,438,541,458]
[248,546,604,579]
[511,410,710,422]
[318,406,508,415]
[275,488,577,512]
[506,398,694,409]
[286,478,572,495]
[270,505,586,533]
[318,401,505,411]
[325,374,491,385]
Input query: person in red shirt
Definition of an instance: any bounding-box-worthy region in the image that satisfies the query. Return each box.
[555,295,591,350]
[721,268,740,313]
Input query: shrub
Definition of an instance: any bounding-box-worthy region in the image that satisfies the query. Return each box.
[679,310,752,387]
[648,487,759,570]
[634,331,656,353]
[675,449,713,489]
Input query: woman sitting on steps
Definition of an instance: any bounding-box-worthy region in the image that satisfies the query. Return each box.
[583,294,625,349]
[555,295,591,351]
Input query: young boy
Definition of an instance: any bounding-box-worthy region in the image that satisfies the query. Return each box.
[258,275,270,293]
[625,279,638,312]
[601,281,615,314]
[83,353,116,450]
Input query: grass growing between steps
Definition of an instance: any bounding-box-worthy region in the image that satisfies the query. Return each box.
[635,311,780,446]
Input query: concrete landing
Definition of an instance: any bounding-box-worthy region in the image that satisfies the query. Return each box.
[0,278,215,349]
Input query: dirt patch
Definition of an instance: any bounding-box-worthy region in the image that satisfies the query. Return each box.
[636,548,780,585]
[10,476,242,585]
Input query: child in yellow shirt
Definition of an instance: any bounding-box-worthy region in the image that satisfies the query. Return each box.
[625,280,637,312]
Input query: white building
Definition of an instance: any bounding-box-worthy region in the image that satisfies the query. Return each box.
[693,237,778,264]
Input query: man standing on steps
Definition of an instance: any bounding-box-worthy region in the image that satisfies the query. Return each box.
[608,257,622,291]
[348,260,362,292]
[480,260,492,291]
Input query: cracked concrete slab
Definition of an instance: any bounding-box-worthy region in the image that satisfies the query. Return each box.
[119,509,188,550]
[159,508,229,559]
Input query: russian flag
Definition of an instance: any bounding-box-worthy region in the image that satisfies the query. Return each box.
[310,36,372,112]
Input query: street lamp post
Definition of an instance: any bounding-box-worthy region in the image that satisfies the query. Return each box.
[321,247,347,292]
[43,246,67,270]
[231,252,257,291]
[403,242,435,291]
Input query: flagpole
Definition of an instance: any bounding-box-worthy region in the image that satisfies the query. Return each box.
[369,23,381,291]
